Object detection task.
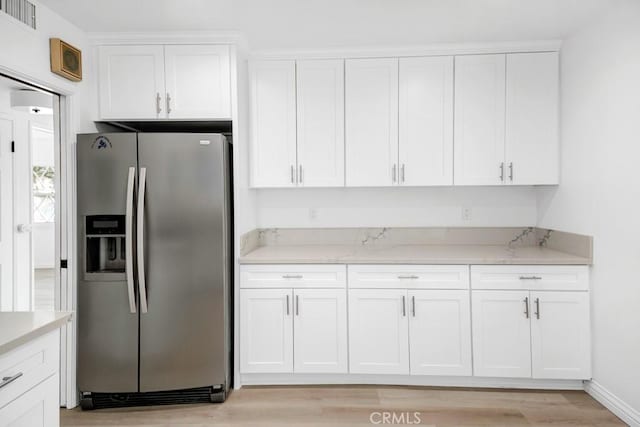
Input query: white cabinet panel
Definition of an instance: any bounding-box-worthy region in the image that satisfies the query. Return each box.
[0,373,59,427]
[345,58,399,187]
[296,60,345,187]
[471,265,589,291]
[98,45,165,120]
[399,56,453,186]
[164,45,231,119]
[472,290,532,378]
[293,289,348,373]
[240,289,293,373]
[454,54,506,186]
[531,291,591,379]
[240,265,346,289]
[348,289,409,374]
[250,61,297,187]
[348,265,469,290]
[409,290,472,376]
[506,52,559,185]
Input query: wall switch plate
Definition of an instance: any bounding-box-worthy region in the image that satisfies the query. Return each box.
[461,207,472,221]
[309,208,318,220]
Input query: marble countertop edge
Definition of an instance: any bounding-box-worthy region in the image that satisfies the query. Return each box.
[0,311,73,356]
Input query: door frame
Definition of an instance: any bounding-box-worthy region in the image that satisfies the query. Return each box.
[0,68,77,408]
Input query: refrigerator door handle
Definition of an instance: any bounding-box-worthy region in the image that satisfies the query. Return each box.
[125,167,136,314]
[137,167,149,313]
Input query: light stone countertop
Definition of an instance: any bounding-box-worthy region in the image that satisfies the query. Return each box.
[0,311,72,356]
[239,244,591,265]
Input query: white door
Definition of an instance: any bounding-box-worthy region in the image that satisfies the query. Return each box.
[293,288,348,373]
[348,289,409,374]
[399,56,454,186]
[409,290,472,376]
[240,289,293,373]
[296,60,345,187]
[98,45,165,120]
[249,61,297,187]
[506,52,559,185]
[0,117,13,310]
[454,54,506,186]
[472,290,532,378]
[164,45,231,119]
[530,291,591,379]
[0,373,59,427]
[345,58,399,187]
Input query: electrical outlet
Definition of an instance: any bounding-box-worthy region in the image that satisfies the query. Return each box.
[309,208,318,220]
[461,207,472,221]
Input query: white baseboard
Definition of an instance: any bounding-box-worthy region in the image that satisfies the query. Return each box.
[585,380,640,427]
[239,373,584,390]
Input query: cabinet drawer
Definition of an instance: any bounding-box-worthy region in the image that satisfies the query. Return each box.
[0,372,59,427]
[471,265,589,291]
[240,265,346,288]
[348,265,469,289]
[0,330,59,409]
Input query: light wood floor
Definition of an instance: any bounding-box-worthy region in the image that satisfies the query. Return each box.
[61,385,625,427]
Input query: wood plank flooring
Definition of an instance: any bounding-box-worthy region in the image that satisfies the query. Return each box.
[61,385,626,426]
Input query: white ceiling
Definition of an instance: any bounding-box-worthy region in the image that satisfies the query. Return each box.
[38,0,619,50]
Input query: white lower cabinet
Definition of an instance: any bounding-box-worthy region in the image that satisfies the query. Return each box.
[471,290,532,378]
[348,289,409,374]
[409,290,472,376]
[0,374,59,427]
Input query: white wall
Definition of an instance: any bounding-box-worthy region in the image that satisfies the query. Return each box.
[257,186,537,228]
[536,0,640,416]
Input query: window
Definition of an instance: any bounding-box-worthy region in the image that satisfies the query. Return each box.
[32,165,55,223]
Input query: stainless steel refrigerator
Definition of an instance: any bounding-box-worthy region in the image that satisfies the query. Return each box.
[76,133,232,409]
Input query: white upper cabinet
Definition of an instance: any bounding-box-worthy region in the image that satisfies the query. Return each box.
[296,60,345,187]
[98,45,165,120]
[98,44,231,121]
[345,58,399,187]
[249,60,297,187]
[399,56,454,186]
[164,45,231,119]
[454,54,507,186]
[506,52,559,185]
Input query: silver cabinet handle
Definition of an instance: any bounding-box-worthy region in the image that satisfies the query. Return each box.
[299,165,303,184]
[523,297,529,319]
[519,276,542,280]
[411,295,416,317]
[282,274,303,279]
[286,294,290,315]
[166,93,172,114]
[402,295,406,317]
[534,298,540,319]
[290,165,295,184]
[509,162,514,182]
[499,162,505,182]
[392,164,397,183]
[0,372,23,389]
[401,164,405,183]
[125,167,136,314]
[156,92,162,115]
[137,167,148,314]
[295,295,299,316]
[398,275,419,280]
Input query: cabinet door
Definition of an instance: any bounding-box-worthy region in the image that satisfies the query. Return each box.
[409,290,472,376]
[531,291,591,379]
[0,373,59,427]
[249,61,297,187]
[399,56,454,186]
[506,52,559,185]
[293,289,348,373]
[345,58,399,187]
[348,289,409,374]
[164,45,231,119]
[240,289,293,373]
[454,54,506,186]
[296,60,345,187]
[98,45,165,120]
[472,290,532,377]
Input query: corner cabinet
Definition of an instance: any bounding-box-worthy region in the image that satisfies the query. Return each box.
[98,44,231,120]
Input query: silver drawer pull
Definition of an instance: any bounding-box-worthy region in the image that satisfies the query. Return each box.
[0,372,23,389]
[282,275,303,279]
[398,275,419,280]
[519,276,542,280]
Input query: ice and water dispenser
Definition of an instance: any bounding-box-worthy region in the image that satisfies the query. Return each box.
[84,215,127,281]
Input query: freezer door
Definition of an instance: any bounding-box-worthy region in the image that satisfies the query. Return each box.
[138,133,230,392]
[76,133,139,393]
